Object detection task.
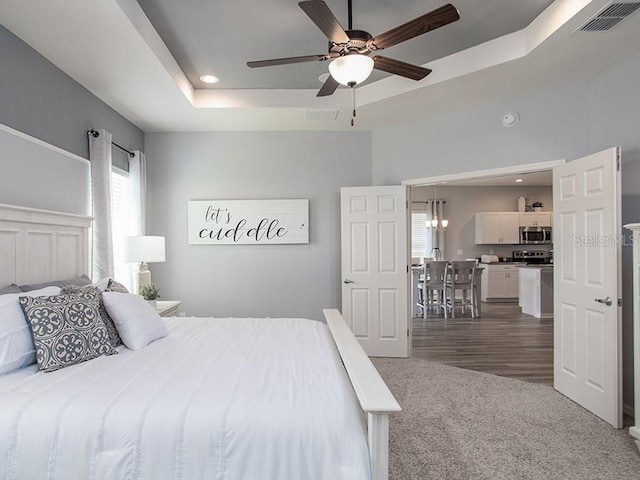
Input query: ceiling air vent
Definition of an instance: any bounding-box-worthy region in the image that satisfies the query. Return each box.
[577,1,640,31]
[306,109,339,122]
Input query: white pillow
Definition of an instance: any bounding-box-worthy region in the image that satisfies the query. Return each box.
[102,292,168,351]
[0,286,62,374]
[92,277,111,292]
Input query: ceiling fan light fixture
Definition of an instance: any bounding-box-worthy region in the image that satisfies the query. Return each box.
[328,54,374,87]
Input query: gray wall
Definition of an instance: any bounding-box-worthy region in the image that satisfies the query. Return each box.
[373,50,640,410]
[3,13,638,409]
[144,131,372,321]
[0,126,90,215]
[412,185,553,261]
[0,25,143,171]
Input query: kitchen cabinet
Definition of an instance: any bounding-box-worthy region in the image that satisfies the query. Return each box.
[519,212,552,227]
[480,263,521,302]
[475,212,520,244]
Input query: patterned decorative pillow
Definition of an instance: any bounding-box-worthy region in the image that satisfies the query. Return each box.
[106,279,129,294]
[19,290,117,372]
[61,285,123,347]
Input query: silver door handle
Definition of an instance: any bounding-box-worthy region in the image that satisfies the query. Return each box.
[595,297,613,306]
[343,278,355,284]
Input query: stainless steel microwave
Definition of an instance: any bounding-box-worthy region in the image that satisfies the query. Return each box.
[519,226,552,245]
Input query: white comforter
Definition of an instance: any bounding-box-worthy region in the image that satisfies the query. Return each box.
[0,317,371,480]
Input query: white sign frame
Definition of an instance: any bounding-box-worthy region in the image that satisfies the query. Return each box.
[188,199,309,245]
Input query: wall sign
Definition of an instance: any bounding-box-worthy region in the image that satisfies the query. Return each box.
[188,199,309,245]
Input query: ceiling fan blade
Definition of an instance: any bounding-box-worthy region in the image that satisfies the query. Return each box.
[373,56,432,81]
[370,3,460,51]
[316,75,339,97]
[247,54,332,68]
[299,1,350,44]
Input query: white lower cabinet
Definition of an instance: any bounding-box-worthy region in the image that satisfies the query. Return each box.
[480,264,521,302]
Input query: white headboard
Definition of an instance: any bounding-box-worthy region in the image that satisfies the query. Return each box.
[0,203,92,287]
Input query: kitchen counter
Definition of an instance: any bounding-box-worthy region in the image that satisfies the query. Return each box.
[518,265,554,271]
[519,265,553,318]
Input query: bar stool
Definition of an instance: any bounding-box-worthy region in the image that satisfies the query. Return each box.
[420,260,449,318]
[445,260,478,318]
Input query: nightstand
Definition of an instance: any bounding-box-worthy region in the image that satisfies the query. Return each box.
[154,300,182,317]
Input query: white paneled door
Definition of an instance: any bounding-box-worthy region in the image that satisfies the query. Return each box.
[340,186,410,357]
[553,147,622,428]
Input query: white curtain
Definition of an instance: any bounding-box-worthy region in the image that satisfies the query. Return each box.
[430,200,446,260]
[88,129,114,281]
[128,151,146,236]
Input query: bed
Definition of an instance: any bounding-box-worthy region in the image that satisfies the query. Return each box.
[0,203,400,480]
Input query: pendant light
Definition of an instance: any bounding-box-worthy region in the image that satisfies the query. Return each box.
[428,185,448,231]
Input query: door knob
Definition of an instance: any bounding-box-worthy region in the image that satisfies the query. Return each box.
[343,279,355,284]
[594,297,613,306]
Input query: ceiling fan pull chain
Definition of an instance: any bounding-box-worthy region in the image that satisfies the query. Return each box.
[351,86,356,127]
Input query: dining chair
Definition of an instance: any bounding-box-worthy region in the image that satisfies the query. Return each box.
[420,260,450,318]
[445,260,478,318]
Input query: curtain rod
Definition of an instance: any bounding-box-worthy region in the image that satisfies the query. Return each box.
[88,129,135,158]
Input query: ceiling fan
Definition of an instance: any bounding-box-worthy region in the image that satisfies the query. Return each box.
[247,1,460,97]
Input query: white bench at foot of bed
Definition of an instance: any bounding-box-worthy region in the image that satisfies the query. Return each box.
[323,309,401,480]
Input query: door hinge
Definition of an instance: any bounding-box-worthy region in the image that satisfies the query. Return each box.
[618,298,623,307]
[407,328,410,337]
[406,200,409,209]
[617,149,621,171]
[407,265,409,273]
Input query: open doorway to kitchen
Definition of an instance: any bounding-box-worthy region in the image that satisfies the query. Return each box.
[406,160,562,386]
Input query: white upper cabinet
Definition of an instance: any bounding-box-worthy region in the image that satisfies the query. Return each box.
[519,212,552,227]
[475,212,520,244]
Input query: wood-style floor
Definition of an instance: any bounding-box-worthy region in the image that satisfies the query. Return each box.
[411,302,553,386]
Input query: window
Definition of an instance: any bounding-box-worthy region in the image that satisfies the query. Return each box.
[411,212,432,259]
[111,168,133,291]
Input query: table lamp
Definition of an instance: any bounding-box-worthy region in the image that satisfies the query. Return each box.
[123,236,165,294]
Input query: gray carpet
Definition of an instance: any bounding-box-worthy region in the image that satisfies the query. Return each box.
[372,357,640,480]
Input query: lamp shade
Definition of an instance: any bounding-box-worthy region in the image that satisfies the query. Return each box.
[328,54,374,86]
[123,236,165,263]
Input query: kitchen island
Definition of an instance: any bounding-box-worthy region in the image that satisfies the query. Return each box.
[519,265,554,318]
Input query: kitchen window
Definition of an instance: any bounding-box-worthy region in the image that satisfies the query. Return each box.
[411,212,433,259]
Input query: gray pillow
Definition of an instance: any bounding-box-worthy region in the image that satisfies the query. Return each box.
[19,275,92,292]
[0,284,21,295]
[19,289,117,372]
[106,279,129,294]
[61,285,123,347]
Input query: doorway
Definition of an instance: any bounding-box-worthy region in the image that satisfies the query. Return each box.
[401,150,623,428]
[406,161,561,385]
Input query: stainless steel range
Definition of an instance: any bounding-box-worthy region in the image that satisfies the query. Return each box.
[512,250,552,265]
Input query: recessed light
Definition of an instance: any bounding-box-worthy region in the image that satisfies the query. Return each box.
[200,75,220,84]
[318,72,330,83]
[515,178,524,183]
